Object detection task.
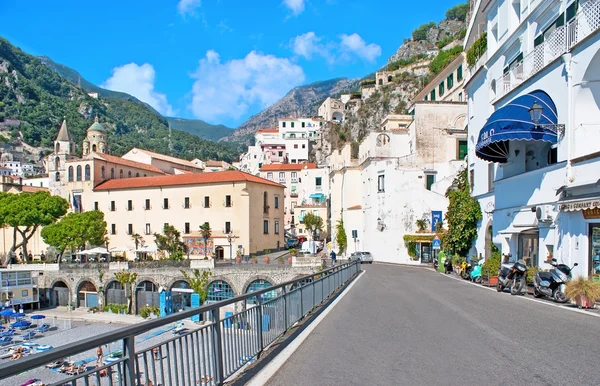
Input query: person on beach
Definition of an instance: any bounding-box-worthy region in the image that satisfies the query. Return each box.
[96,346,103,366]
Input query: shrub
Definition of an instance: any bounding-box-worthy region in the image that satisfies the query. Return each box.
[413,22,436,41]
[103,303,128,314]
[445,3,469,21]
[481,252,501,277]
[360,79,376,87]
[452,254,465,266]
[429,46,463,75]
[467,32,487,67]
[139,305,160,319]
[387,53,428,72]
[565,276,600,303]
[436,37,455,49]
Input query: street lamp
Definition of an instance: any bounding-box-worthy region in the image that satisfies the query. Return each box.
[226,232,237,264]
[529,101,565,137]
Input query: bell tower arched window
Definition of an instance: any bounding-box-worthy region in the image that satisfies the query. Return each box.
[76,165,82,181]
[84,165,91,181]
[101,166,106,179]
[68,166,74,182]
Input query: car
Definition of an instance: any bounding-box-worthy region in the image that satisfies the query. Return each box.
[349,251,374,264]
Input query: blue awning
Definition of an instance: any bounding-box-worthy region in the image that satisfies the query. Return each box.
[309,193,324,199]
[475,89,559,163]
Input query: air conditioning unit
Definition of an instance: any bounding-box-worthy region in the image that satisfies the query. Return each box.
[536,205,553,222]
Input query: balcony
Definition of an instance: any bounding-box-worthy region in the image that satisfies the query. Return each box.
[495,0,600,100]
[290,192,298,198]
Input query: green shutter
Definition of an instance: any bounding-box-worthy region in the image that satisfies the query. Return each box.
[439,82,445,96]
[458,140,468,160]
[447,74,454,89]
[457,65,463,81]
[431,90,436,101]
[426,175,435,191]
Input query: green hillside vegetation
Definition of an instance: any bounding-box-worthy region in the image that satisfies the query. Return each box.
[429,46,463,74]
[166,117,233,142]
[0,38,243,162]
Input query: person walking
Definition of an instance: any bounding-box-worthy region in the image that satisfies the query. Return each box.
[96,346,103,366]
[330,250,337,266]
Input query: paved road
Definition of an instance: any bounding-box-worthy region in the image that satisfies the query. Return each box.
[267,264,600,386]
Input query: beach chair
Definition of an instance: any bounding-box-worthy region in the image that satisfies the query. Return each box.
[22,332,36,340]
[36,324,50,333]
[45,360,65,369]
[0,337,13,345]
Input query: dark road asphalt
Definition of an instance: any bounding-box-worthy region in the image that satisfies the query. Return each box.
[266,264,600,386]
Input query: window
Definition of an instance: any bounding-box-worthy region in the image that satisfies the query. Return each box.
[267,172,273,180]
[101,166,105,179]
[127,224,133,235]
[184,197,190,209]
[458,92,463,102]
[291,122,295,128]
[263,220,269,234]
[426,174,436,191]
[163,198,169,209]
[263,191,269,213]
[274,196,279,209]
[488,163,494,192]
[136,172,140,177]
[457,65,463,81]
[128,171,132,178]
[204,196,210,208]
[110,168,115,179]
[548,147,558,165]
[110,201,116,211]
[21,289,28,297]
[145,223,151,235]
[55,172,60,182]
[120,169,123,178]
[76,165,82,181]
[457,140,468,160]
[84,165,90,181]
[430,89,436,101]
[301,122,305,128]
[184,222,190,234]
[94,201,99,211]
[225,221,231,234]
[378,174,385,193]
[207,281,234,303]
[278,151,283,157]
[225,195,232,207]
[127,200,133,211]
[279,172,285,181]
[302,144,306,149]
[111,224,116,235]
[447,73,454,89]
[316,177,322,186]
[439,82,445,96]
[425,95,428,101]
[68,166,74,182]
[503,52,523,74]
[275,220,280,234]
[145,199,150,210]
[291,172,298,181]
[282,122,286,128]
[294,144,298,149]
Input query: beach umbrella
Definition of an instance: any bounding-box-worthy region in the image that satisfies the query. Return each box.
[30,315,45,320]
[0,309,14,317]
[13,312,26,318]
[10,320,31,328]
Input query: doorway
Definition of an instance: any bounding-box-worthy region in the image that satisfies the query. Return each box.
[589,223,600,276]
[518,230,539,267]
[216,246,224,260]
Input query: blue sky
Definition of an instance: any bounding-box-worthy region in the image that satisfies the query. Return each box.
[0,0,460,127]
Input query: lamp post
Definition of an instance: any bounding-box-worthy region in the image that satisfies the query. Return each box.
[227,232,237,264]
[529,101,565,137]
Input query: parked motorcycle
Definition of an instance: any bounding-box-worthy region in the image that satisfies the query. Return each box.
[444,257,453,274]
[470,261,483,283]
[533,259,578,303]
[461,261,473,280]
[433,258,439,271]
[497,259,528,295]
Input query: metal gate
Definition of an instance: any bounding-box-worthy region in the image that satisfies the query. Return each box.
[136,291,159,314]
[52,288,70,306]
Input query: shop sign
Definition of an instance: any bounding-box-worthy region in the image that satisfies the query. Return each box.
[583,208,600,219]
[559,199,600,212]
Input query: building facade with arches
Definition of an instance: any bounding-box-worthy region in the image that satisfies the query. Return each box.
[464,0,600,276]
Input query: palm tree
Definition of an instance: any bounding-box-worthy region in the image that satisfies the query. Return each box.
[180,269,212,304]
[114,271,138,315]
[199,223,212,258]
[131,233,144,250]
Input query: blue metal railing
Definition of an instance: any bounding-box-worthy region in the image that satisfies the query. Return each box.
[0,261,361,385]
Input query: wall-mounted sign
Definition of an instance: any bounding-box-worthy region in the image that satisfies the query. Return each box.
[583,208,600,219]
[560,199,600,212]
[431,211,443,231]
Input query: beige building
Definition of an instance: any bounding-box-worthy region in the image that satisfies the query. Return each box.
[122,148,204,174]
[93,171,285,258]
[318,97,345,123]
[411,53,466,104]
[380,115,413,132]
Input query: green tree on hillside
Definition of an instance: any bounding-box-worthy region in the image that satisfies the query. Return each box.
[446,3,469,21]
[0,191,68,262]
[412,22,436,41]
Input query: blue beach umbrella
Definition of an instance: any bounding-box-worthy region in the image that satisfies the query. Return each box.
[0,310,14,317]
[30,315,45,320]
[10,320,31,328]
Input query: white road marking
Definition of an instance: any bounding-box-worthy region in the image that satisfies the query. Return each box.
[246,270,366,386]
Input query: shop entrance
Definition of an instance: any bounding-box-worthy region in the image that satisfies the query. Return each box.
[518,230,539,267]
[589,223,600,276]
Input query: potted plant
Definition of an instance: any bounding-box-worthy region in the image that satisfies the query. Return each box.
[236,249,242,264]
[481,252,501,286]
[251,256,257,264]
[288,248,297,264]
[546,251,553,262]
[264,250,271,264]
[277,256,284,264]
[565,276,600,308]
[452,255,465,274]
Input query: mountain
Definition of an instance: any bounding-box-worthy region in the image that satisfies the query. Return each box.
[0,37,243,162]
[229,78,360,140]
[166,117,233,142]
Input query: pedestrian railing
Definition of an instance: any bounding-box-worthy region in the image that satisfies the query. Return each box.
[0,261,361,386]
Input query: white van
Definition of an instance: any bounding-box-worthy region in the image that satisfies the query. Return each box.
[300,241,319,254]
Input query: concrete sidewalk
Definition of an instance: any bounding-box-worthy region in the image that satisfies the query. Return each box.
[30,307,145,325]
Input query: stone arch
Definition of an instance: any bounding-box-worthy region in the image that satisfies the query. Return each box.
[452,113,467,129]
[376,134,391,146]
[105,280,125,306]
[135,278,159,292]
[332,111,343,122]
[50,279,71,307]
[206,279,235,303]
[135,279,160,315]
[170,279,192,311]
[387,75,393,82]
[241,274,276,294]
[75,278,98,308]
[164,276,189,291]
[50,278,71,292]
[244,278,279,305]
[92,144,97,152]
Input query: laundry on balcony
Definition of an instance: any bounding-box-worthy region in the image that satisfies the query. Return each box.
[475,90,559,163]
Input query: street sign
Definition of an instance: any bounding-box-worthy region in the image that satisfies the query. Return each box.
[352,230,358,239]
[431,211,443,232]
[432,235,441,250]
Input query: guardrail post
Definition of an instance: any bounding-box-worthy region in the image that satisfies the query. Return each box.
[122,335,136,386]
[256,294,264,355]
[211,308,225,385]
[282,286,289,329]
[300,283,304,317]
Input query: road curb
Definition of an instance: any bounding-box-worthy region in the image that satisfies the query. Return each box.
[245,270,366,386]
[437,269,600,319]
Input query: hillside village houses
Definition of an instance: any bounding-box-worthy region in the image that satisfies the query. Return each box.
[464,0,600,277]
[0,118,285,260]
[328,55,468,264]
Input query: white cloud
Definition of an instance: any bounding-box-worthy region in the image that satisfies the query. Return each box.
[290,32,381,64]
[282,0,305,15]
[177,0,201,16]
[189,50,305,121]
[340,33,382,62]
[102,63,174,116]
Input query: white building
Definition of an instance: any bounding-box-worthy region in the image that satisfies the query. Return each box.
[464,0,600,276]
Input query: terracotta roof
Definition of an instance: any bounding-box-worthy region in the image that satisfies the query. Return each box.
[347,205,362,210]
[94,170,283,191]
[257,128,279,134]
[127,148,201,169]
[21,185,48,193]
[205,160,224,167]
[89,153,166,174]
[260,163,317,171]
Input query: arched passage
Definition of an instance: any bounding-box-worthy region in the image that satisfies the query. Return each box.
[206,280,234,303]
[170,280,192,311]
[77,280,97,308]
[105,280,126,306]
[215,246,224,260]
[245,279,278,305]
[51,280,70,307]
[135,280,159,314]
[332,111,343,122]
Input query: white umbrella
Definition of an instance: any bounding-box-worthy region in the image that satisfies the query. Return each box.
[87,247,109,254]
[109,246,132,253]
[76,249,92,255]
[136,245,158,253]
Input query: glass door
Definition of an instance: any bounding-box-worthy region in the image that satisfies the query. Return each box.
[589,224,600,276]
[518,231,539,267]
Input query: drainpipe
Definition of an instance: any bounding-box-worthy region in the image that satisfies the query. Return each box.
[562,53,574,184]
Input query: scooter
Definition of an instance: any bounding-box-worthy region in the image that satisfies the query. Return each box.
[461,261,473,280]
[443,257,453,274]
[470,261,483,284]
[433,258,439,271]
[497,259,528,295]
[533,259,578,303]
